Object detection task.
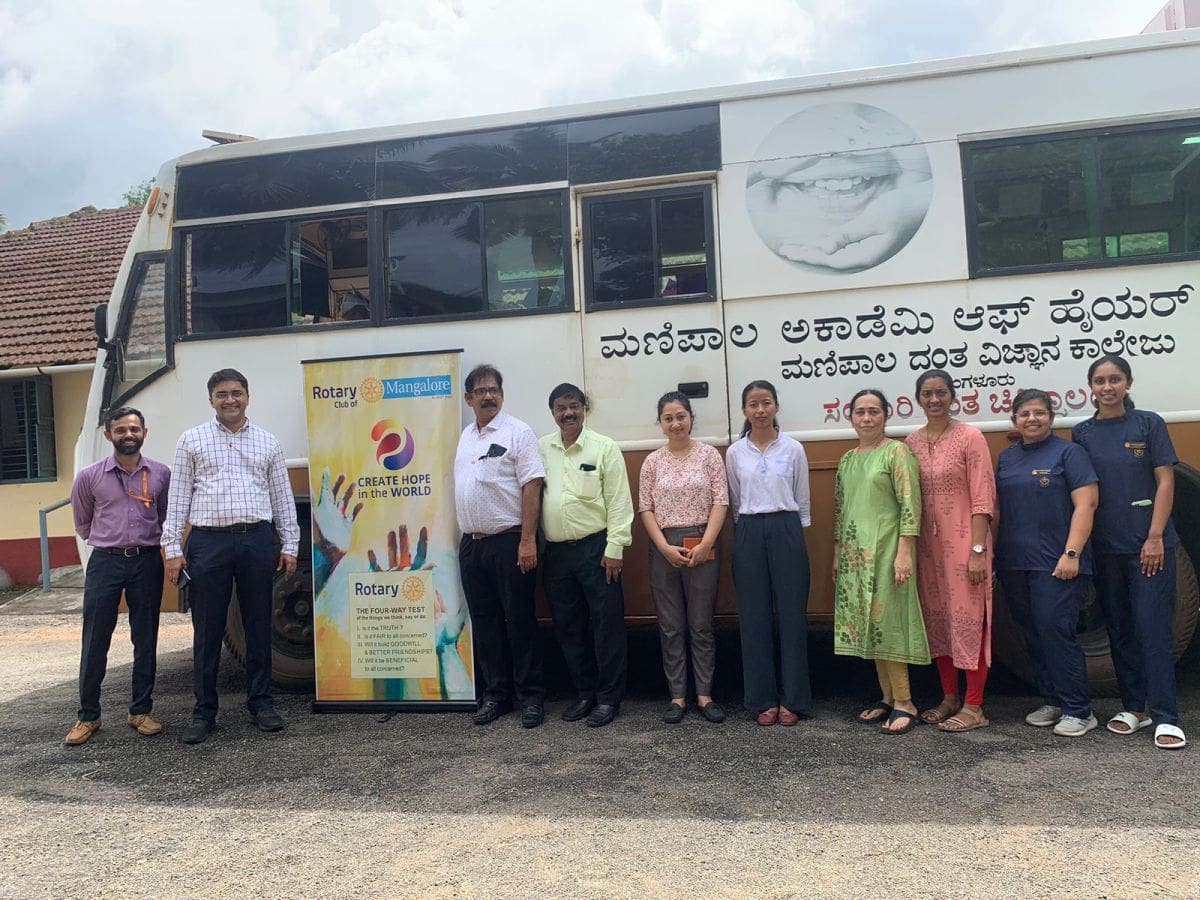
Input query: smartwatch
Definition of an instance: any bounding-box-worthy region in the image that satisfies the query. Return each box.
[1064,548,1079,559]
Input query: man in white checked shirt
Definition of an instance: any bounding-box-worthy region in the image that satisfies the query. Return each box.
[162,368,300,745]
[453,364,546,728]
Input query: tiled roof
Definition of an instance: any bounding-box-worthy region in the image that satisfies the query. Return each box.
[0,206,141,369]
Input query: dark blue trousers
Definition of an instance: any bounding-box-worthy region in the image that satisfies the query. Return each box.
[78,550,163,721]
[186,523,276,722]
[1094,551,1179,726]
[999,569,1092,719]
[543,531,627,706]
[732,512,811,715]
[458,531,544,706]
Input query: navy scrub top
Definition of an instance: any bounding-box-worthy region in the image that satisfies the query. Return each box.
[996,434,1098,574]
[1072,409,1179,555]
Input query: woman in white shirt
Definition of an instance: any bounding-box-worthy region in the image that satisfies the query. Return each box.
[725,380,813,726]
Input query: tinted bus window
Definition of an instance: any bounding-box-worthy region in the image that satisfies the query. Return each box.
[376,125,566,198]
[186,222,289,333]
[965,119,1200,275]
[176,146,375,219]
[567,105,720,184]
[387,192,569,319]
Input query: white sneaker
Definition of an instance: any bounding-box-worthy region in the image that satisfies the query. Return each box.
[1025,704,1063,727]
[1053,713,1098,737]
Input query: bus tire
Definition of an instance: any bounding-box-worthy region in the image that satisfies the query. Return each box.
[993,545,1200,696]
[222,513,315,692]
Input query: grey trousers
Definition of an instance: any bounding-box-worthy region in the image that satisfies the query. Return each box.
[649,525,719,698]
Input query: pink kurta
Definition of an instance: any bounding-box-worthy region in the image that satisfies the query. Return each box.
[905,423,996,669]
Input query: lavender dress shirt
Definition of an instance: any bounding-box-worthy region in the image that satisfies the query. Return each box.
[72,455,171,549]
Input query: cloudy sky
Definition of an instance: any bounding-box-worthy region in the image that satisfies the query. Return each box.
[0,0,1173,230]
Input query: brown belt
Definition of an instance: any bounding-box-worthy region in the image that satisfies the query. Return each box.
[468,525,522,541]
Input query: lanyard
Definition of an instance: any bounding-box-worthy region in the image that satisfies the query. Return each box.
[123,467,153,510]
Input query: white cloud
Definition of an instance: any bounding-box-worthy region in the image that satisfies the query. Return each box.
[0,0,1177,228]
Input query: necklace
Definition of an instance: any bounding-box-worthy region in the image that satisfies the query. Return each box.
[924,421,954,454]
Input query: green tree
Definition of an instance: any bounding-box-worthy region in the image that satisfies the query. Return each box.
[122,179,155,207]
[0,212,6,231]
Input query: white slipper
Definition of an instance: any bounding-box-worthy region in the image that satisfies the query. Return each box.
[1106,711,1152,735]
[1154,723,1187,750]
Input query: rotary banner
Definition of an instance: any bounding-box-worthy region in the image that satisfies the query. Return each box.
[303,350,475,711]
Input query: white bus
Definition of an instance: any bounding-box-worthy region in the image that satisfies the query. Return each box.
[81,28,1200,689]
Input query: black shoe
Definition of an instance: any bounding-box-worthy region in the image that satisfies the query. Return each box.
[472,700,510,725]
[698,701,726,723]
[586,704,619,727]
[181,719,213,744]
[561,697,596,722]
[520,705,545,729]
[663,702,687,724]
[251,708,285,732]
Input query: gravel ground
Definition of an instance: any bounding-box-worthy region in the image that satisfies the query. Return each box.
[1,598,1198,899]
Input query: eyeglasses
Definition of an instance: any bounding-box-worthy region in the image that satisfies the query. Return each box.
[1015,409,1051,420]
[469,387,501,398]
[212,391,246,401]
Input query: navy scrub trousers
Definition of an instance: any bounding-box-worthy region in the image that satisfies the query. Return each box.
[1093,551,1179,725]
[998,568,1091,719]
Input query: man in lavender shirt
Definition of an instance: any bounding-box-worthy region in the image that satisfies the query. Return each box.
[65,407,170,745]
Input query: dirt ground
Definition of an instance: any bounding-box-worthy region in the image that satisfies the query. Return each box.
[1,592,1198,899]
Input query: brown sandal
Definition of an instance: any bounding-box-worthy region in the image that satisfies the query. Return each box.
[938,708,990,733]
[920,698,962,725]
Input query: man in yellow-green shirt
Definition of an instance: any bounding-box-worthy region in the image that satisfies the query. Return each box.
[539,383,634,727]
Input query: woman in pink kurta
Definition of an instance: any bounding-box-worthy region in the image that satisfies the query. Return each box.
[905,370,996,732]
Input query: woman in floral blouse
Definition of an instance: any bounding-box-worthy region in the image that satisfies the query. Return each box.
[639,391,729,724]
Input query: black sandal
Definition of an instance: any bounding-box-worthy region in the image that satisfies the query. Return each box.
[857,701,893,724]
[881,708,918,735]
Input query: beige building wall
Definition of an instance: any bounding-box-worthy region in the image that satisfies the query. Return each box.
[0,369,90,542]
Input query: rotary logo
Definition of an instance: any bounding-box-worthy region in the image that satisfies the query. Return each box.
[371,419,416,471]
[360,377,384,403]
[401,575,426,602]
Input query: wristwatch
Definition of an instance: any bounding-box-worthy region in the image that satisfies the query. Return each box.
[1064,548,1079,559]
[971,544,985,554]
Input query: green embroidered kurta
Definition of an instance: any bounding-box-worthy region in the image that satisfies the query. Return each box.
[833,440,930,664]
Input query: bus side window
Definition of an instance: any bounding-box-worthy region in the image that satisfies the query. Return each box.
[106,254,169,405]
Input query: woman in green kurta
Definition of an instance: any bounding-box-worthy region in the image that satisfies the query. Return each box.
[833,389,930,734]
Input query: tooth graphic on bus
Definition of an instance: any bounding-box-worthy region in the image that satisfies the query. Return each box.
[746,102,933,274]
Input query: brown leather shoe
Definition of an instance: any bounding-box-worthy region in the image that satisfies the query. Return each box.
[64,719,101,745]
[127,713,163,736]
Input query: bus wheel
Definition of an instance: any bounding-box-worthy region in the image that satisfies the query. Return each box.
[993,545,1200,696]
[222,518,316,692]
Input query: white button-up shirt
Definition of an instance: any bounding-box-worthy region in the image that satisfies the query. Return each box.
[161,417,300,558]
[454,411,545,535]
[725,433,812,525]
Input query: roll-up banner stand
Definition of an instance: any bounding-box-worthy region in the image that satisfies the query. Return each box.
[303,350,475,712]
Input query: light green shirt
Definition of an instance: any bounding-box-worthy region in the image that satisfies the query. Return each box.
[539,427,634,559]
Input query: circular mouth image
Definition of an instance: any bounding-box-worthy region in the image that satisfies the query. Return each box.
[746,102,933,274]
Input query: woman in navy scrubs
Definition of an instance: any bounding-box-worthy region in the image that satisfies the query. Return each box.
[996,388,1099,737]
[1072,354,1187,750]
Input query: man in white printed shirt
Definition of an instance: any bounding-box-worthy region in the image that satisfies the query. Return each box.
[162,369,300,745]
[453,364,546,728]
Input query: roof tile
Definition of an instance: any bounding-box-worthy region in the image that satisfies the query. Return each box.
[0,206,141,369]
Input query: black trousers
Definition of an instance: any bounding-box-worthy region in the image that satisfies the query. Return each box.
[458,531,544,706]
[543,531,626,706]
[78,550,163,721]
[731,512,812,714]
[187,523,276,722]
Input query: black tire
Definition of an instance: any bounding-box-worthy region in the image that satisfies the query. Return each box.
[223,512,315,692]
[993,543,1200,696]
